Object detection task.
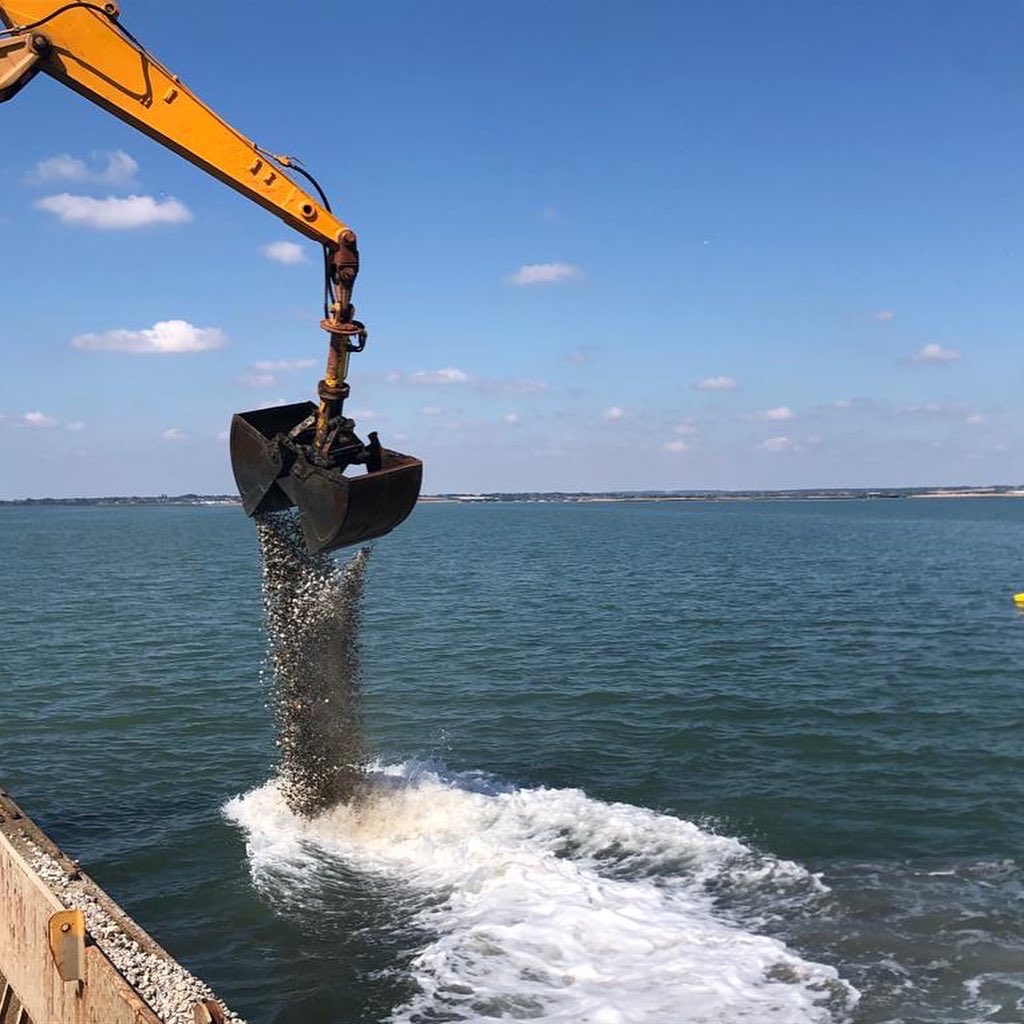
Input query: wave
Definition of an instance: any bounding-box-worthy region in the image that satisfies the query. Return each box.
[224,761,857,1023]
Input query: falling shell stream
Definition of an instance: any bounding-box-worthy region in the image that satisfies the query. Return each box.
[255,510,371,817]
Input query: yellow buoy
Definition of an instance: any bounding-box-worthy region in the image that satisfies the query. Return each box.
[1015,593,1024,607]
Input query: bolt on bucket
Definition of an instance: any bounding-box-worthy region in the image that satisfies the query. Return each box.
[229,401,422,555]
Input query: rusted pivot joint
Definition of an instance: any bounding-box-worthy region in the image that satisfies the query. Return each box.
[325,229,361,330]
[314,230,368,453]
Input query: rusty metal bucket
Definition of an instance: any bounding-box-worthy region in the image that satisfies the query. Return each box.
[229,402,422,555]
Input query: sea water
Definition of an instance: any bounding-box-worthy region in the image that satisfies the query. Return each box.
[1,498,1022,1023]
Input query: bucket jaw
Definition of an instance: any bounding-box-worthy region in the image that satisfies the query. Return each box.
[229,401,421,555]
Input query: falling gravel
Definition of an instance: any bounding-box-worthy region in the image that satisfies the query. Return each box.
[256,510,371,817]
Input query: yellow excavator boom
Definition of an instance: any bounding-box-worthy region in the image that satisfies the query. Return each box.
[0,0,422,554]
[0,0,349,244]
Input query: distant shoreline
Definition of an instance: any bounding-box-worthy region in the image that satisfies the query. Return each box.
[2,486,1023,508]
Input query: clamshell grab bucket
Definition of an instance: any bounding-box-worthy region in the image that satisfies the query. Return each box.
[229,401,422,555]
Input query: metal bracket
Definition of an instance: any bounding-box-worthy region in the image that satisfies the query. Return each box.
[193,999,227,1024]
[47,909,86,983]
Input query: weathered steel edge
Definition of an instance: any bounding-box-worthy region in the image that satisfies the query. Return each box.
[0,784,227,1024]
[0,786,176,962]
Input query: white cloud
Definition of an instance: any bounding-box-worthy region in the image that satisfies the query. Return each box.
[508,262,583,286]
[416,367,470,384]
[29,151,138,187]
[100,151,140,186]
[900,401,944,416]
[35,193,192,228]
[912,343,961,364]
[71,319,227,354]
[673,420,699,436]
[900,401,982,425]
[541,206,559,221]
[23,411,58,428]
[161,428,186,441]
[872,310,894,322]
[388,367,546,393]
[504,413,520,424]
[565,349,589,366]
[253,358,317,372]
[261,241,308,264]
[694,376,738,391]
[478,377,548,394]
[388,367,470,385]
[759,406,795,421]
[824,397,883,412]
[239,373,276,387]
[216,430,230,443]
[30,154,88,183]
[603,406,625,421]
[421,406,444,416]
[756,436,795,453]
[663,439,691,452]
[65,421,85,432]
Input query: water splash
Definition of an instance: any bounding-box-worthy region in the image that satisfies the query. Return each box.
[255,510,370,816]
[225,763,857,1023]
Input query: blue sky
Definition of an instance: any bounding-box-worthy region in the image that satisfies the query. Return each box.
[1,0,1022,496]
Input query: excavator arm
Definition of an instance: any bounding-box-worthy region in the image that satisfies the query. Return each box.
[0,0,422,553]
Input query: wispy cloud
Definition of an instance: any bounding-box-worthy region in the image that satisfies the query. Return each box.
[35,193,192,229]
[508,262,583,286]
[478,377,548,394]
[22,411,59,428]
[756,435,795,452]
[663,439,691,452]
[672,419,699,436]
[161,427,187,441]
[421,406,445,416]
[694,376,738,391]
[824,397,882,412]
[872,310,894,322]
[71,320,226,354]
[388,367,547,394]
[261,241,308,264]
[28,151,138,188]
[504,412,521,425]
[239,373,276,388]
[758,406,795,421]
[602,406,625,421]
[899,401,982,426]
[388,367,470,385]
[911,343,961,364]
[239,357,318,387]
[565,348,590,366]
[253,358,318,372]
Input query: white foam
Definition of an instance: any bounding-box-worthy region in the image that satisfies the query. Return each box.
[225,763,856,1022]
